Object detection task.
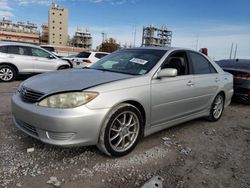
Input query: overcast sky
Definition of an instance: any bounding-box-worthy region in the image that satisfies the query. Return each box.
[0,0,249,60]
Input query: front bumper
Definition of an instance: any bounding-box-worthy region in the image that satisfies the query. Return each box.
[11,93,110,146]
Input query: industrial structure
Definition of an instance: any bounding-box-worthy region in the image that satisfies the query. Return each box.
[141,25,172,47]
[71,27,92,49]
[48,3,68,46]
[40,24,49,44]
[0,18,40,44]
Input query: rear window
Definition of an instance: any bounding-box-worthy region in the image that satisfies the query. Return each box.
[76,52,91,58]
[95,53,108,59]
[7,46,20,55]
[7,46,31,56]
[189,52,217,74]
[0,46,7,53]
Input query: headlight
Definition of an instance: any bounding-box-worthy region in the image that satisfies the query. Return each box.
[38,92,98,108]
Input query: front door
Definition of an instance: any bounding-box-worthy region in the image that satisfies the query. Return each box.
[31,47,57,72]
[151,51,199,127]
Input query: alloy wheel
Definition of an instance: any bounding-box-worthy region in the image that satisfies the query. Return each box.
[212,95,224,119]
[0,67,14,81]
[108,111,140,152]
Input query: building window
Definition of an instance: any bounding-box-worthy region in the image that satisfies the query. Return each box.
[52,12,55,15]
[52,20,55,23]
[59,42,62,44]
[59,34,62,36]
[59,27,62,30]
[53,41,55,44]
[59,21,62,24]
[53,33,55,36]
[59,13,62,16]
[53,26,55,29]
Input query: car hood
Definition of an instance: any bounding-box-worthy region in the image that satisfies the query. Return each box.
[22,69,135,94]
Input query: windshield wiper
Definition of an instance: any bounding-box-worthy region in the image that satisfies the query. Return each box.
[94,68,139,75]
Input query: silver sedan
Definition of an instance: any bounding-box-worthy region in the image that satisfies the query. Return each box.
[11,47,234,156]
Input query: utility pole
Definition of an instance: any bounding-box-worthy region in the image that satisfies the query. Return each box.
[101,32,107,43]
[195,34,199,51]
[234,44,238,59]
[133,25,137,47]
[229,43,234,59]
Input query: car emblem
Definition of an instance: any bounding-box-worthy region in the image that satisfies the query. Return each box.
[22,88,27,96]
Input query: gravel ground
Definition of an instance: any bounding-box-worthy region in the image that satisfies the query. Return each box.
[0,78,249,188]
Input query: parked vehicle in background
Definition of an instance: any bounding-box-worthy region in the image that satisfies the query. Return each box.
[12,47,233,156]
[40,45,64,58]
[0,42,71,82]
[40,45,56,53]
[63,51,109,68]
[216,59,250,103]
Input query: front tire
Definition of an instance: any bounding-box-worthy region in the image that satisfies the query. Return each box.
[0,65,16,82]
[58,65,70,70]
[97,103,143,157]
[206,93,224,121]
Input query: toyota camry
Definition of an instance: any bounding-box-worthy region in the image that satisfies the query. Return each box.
[12,47,233,156]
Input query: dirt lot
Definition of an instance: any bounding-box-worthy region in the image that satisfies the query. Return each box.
[0,78,250,188]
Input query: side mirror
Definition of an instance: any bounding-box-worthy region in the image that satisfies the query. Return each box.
[48,55,55,59]
[157,68,177,78]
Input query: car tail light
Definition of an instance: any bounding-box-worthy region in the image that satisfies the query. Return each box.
[83,60,92,64]
[235,74,250,80]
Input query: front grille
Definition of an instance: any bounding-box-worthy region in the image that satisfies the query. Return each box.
[16,119,38,136]
[20,86,44,103]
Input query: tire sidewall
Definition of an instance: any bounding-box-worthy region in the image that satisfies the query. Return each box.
[102,104,143,157]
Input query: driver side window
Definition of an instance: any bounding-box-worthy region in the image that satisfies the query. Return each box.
[161,51,189,76]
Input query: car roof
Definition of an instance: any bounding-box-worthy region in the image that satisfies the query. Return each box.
[121,46,195,52]
[78,51,109,54]
[0,41,39,48]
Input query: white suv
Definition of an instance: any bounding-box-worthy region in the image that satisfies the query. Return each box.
[0,42,70,82]
[63,51,109,68]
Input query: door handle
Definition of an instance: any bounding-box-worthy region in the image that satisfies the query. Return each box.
[186,81,194,87]
[215,77,220,82]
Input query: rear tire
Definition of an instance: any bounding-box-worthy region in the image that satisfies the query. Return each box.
[0,65,16,82]
[97,103,143,157]
[206,93,224,121]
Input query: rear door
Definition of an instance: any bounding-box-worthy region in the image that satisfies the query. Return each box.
[188,51,219,110]
[31,47,57,72]
[6,45,34,72]
[151,51,198,126]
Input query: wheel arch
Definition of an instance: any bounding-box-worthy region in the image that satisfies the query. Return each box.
[217,90,226,103]
[122,100,146,129]
[0,62,19,73]
[97,100,146,156]
[97,99,147,143]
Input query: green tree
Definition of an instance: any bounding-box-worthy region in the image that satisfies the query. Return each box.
[99,38,120,53]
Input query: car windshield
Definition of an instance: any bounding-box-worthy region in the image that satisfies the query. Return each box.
[90,49,166,75]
